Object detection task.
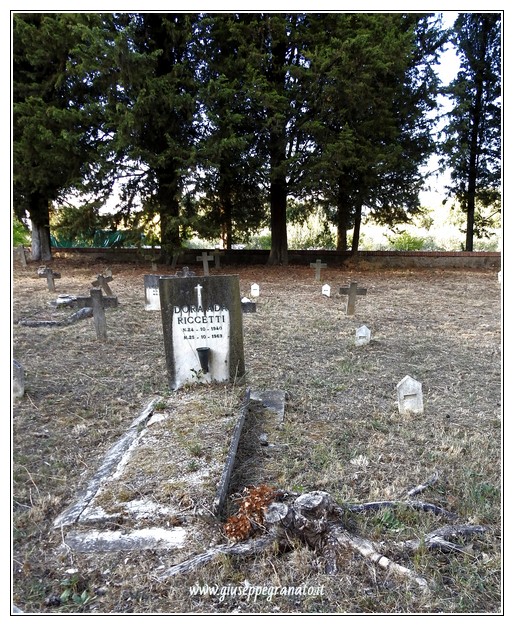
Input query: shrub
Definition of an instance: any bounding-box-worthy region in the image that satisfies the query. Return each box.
[386,231,427,251]
[13,217,30,247]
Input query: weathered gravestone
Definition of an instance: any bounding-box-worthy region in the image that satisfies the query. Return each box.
[90,289,108,340]
[196,251,214,276]
[92,270,114,296]
[355,324,371,346]
[310,259,327,281]
[241,297,256,313]
[144,268,195,311]
[339,281,367,315]
[213,249,224,269]
[144,274,173,311]
[13,359,25,398]
[397,375,424,416]
[15,245,27,267]
[159,275,245,390]
[37,266,61,292]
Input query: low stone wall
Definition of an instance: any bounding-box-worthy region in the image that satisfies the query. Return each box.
[49,247,501,270]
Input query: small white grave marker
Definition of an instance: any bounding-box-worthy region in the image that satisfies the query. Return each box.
[322,284,331,297]
[396,375,423,416]
[355,325,371,346]
[250,283,260,298]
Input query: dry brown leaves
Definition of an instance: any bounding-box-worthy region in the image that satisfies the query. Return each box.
[224,484,279,541]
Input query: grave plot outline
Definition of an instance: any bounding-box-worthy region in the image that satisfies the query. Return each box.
[159,275,245,390]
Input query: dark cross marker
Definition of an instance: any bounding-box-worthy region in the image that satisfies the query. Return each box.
[339,281,367,315]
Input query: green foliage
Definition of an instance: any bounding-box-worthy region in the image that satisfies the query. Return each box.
[440,13,501,250]
[59,573,95,608]
[12,217,30,246]
[13,12,500,257]
[386,231,428,251]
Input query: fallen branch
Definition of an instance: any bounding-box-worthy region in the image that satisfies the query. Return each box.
[157,535,276,580]
[158,487,488,592]
[346,499,458,520]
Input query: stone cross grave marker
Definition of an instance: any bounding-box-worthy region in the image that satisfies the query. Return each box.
[213,249,224,269]
[396,375,424,416]
[310,259,327,281]
[196,251,214,276]
[90,288,108,340]
[355,324,371,346]
[91,271,114,296]
[339,281,367,315]
[159,275,245,390]
[38,266,61,292]
[322,284,331,297]
[55,294,118,309]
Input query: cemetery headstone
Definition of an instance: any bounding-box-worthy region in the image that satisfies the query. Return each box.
[250,283,260,298]
[90,288,107,340]
[91,272,114,296]
[339,281,367,315]
[144,269,195,311]
[38,266,61,292]
[196,251,214,276]
[171,252,181,270]
[355,325,371,346]
[396,375,424,416]
[322,284,331,297]
[241,297,257,313]
[176,266,195,277]
[310,259,327,281]
[213,249,224,269]
[13,359,25,398]
[15,245,27,267]
[159,275,245,390]
[144,274,173,311]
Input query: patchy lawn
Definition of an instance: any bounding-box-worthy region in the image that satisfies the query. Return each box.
[12,254,502,614]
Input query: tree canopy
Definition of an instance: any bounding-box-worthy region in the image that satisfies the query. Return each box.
[12,11,501,262]
[439,13,501,251]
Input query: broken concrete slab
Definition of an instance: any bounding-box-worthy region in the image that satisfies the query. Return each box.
[63,527,187,553]
[53,397,162,529]
[249,389,286,422]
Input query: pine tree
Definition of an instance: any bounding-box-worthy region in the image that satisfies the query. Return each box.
[440,13,501,251]
[12,13,111,260]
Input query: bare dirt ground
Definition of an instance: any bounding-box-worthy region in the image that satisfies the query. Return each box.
[11,253,502,615]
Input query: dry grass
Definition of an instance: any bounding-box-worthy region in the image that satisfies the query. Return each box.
[11,254,502,614]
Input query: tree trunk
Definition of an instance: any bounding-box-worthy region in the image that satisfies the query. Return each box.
[267,177,288,265]
[266,20,289,266]
[158,173,182,264]
[351,204,363,254]
[336,204,351,252]
[465,22,488,252]
[29,193,52,261]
